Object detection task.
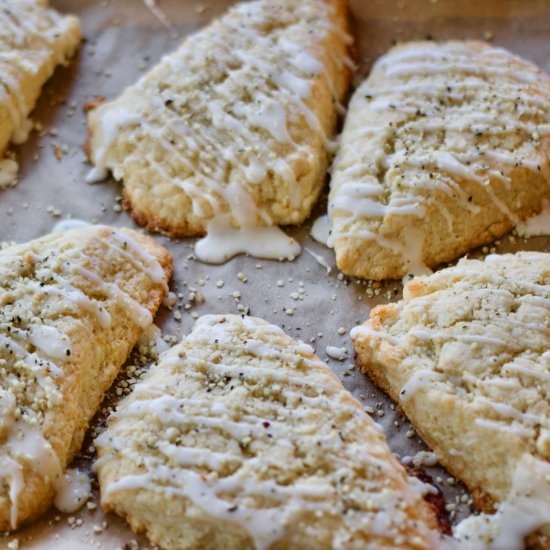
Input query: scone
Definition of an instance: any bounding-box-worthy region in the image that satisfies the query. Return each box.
[329,41,550,280]
[0,225,172,531]
[86,0,352,261]
[352,252,550,547]
[0,0,81,156]
[95,314,439,550]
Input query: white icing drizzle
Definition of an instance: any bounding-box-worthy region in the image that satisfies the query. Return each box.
[0,226,166,528]
[0,159,18,190]
[28,324,72,360]
[73,265,152,329]
[350,324,399,345]
[85,108,143,184]
[0,330,63,377]
[88,0,349,264]
[107,229,167,288]
[329,41,550,275]
[474,418,535,440]
[399,369,451,403]
[303,247,332,274]
[96,315,437,549]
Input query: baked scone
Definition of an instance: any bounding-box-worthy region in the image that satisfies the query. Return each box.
[95,314,439,550]
[329,41,550,280]
[0,0,81,156]
[86,0,352,260]
[352,252,550,547]
[0,225,172,531]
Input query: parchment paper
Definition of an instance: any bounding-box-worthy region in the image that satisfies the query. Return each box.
[1,0,550,547]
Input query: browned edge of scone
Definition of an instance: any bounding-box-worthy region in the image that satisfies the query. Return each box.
[123,193,208,239]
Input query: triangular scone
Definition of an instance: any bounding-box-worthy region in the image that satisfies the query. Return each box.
[0,0,81,157]
[0,226,172,531]
[95,314,439,550]
[352,252,550,546]
[329,41,550,280]
[86,1,352,244]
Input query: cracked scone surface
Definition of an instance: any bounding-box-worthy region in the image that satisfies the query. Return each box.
[329,41,550,280]
[95,314,439,550]
[87,0,352,237]
[0,225,172,531]
[0,0,81,157]
[352,252,550,546]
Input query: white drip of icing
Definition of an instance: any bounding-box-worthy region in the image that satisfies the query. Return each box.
[28,324,71,360]
[53,468,91,513]
[399,369,450,403]
[350,324,399,344]
[52,219,91,233]
[446,455,550,549]
[86,108,143,183]
[516,199,550,237]
[74,265,153,328]
[103,467,332,550]
[0,421,62,529]
[310,214,331,246]
[195,219,301,264]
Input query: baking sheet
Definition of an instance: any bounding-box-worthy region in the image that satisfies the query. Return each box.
[1,0,550,547]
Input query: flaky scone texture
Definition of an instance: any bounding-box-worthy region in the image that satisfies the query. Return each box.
[0,225,172,531]
[95,314,439,550]
[87,0,352,237]
[329,41,550,280]
[0,0,81,156]
[352,252,550,547]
